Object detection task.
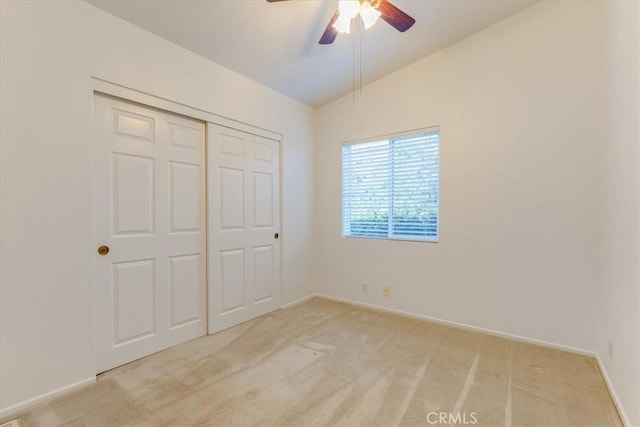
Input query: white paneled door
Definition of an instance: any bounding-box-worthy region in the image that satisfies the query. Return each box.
[208,123,281,333]
[94,94,206,373]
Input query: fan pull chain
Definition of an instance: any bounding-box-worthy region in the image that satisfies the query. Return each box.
[352,32,356,103]
[359,30,363,94]
[351,20,363,103]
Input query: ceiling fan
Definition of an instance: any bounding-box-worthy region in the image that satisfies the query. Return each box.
[266,0,416,45]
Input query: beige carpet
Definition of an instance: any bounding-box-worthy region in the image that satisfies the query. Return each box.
[11,298,621,426]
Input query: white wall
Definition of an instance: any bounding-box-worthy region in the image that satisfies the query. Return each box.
[0,0,315,413]
[315,1,606,353]
[597,1,640,425]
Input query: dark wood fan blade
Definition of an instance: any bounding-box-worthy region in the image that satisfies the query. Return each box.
[319,10,340,45]
[377,0,415,32]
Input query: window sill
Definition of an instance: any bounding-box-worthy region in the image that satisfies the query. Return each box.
[342,235,439,244]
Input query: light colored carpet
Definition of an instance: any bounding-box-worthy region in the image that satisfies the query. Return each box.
[12,297,621,426]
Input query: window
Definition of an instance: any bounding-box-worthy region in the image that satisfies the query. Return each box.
[342,129,439,241]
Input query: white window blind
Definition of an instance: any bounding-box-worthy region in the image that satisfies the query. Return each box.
[342,129,439,241]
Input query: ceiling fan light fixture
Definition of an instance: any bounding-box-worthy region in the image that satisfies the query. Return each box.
[332,12,352,34]
[337,0,360,20]
[360,1,381,29]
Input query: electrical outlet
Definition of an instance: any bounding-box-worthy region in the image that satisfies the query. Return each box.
[609,340,614,360]
[383,285,391,297]
[361,282,368,293]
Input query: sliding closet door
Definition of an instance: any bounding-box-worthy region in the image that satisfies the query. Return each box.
[207,123,281,333]
[94,94,206,372]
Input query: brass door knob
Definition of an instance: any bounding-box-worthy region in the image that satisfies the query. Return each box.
[97,245,110,256]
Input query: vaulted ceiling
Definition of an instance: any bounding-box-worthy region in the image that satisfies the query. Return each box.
[87,0,536,108]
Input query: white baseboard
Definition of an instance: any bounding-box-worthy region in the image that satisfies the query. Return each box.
[314,294,596,356]
[280,294,315,309]
[595,354,630,426]
[0,376,95,421]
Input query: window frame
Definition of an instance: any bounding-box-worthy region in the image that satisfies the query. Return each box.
[340,126,440,244]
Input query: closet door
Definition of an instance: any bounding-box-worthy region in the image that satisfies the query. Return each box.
[94,94,206,373]
[208,123,281,333]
